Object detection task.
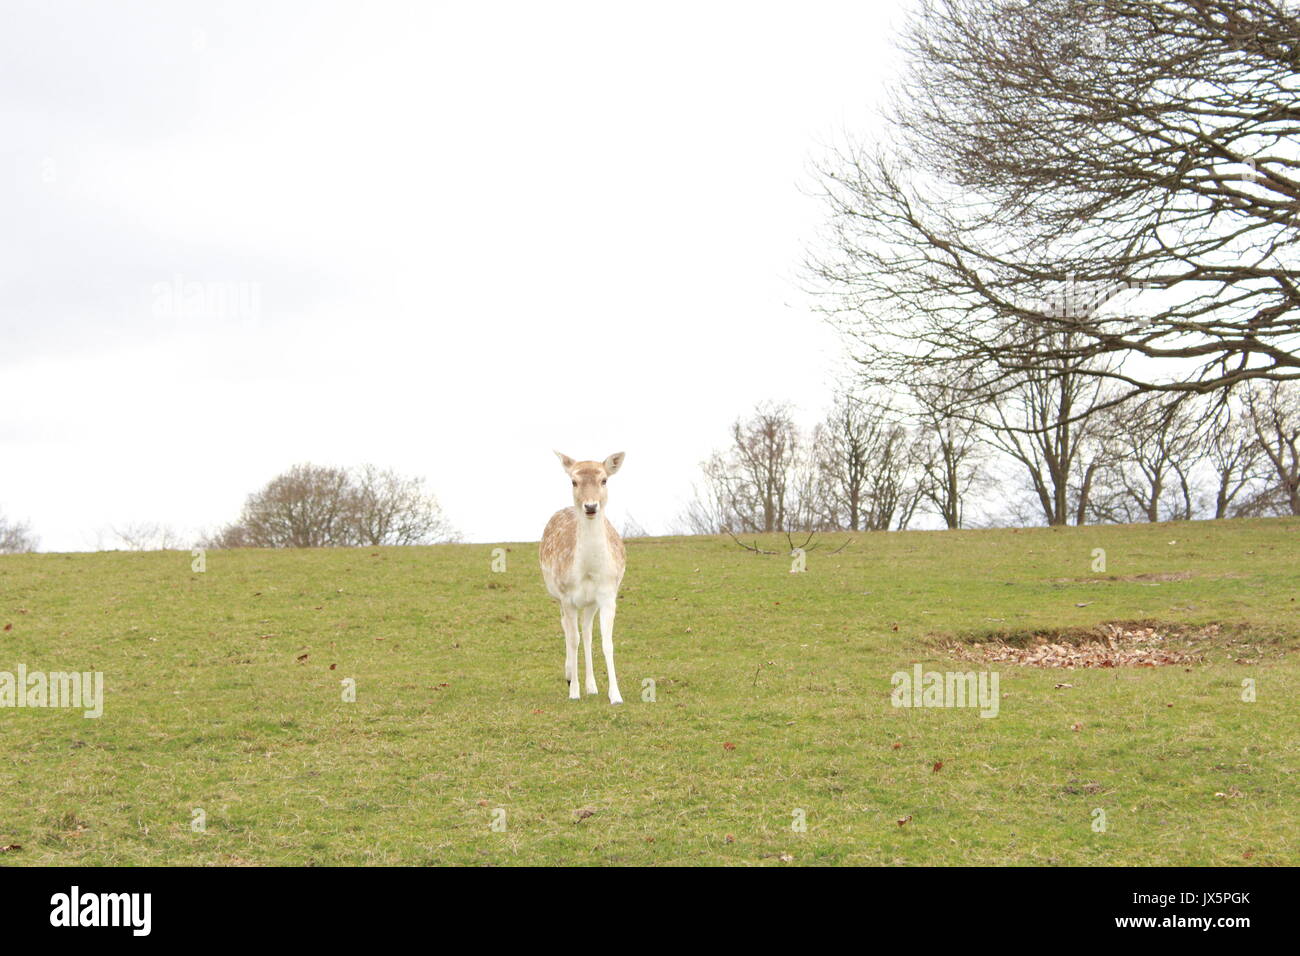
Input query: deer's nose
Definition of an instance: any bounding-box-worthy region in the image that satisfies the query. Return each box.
[583,503,598,515]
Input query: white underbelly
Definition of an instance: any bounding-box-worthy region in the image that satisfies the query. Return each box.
[571,576,603,608]
[549,565,619,609]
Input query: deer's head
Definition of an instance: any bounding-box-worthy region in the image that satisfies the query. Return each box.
[555,451,625,520]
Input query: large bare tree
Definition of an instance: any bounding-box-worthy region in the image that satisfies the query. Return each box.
[812,0,1300,408]
[208,463,457,548]
[212,464,354,548]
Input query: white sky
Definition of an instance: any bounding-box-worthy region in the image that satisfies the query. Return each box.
[0,0,914,550]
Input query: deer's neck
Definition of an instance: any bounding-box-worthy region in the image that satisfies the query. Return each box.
[573,507,610,571]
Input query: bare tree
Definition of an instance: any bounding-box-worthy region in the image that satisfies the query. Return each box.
[210,464,353,548]
[690,403,804,533]
[734,404,801,532]
[106,522,186,551]
[685,397,927,535]
[0,512,38,554]
[676,472,732,535]
[1202,394,1269,517]
[977,342,1112,526]
[621,513,650,539]
[788,425,840,532]
[907,379,987,528]
[350,464,456,546]
[860,423,924,531]
[205,522,253,549]
[1091,395,1205,522]
[208,463,458,548]
[814,392,924,531]
[812,0,1300,410]
[1243,381,1300,515]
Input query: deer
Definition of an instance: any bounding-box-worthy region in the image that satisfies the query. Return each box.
[539,451,626,704]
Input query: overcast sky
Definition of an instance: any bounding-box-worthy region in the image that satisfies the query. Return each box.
[1,0,913,551]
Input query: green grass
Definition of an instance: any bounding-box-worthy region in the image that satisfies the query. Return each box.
[1,518,1297,866]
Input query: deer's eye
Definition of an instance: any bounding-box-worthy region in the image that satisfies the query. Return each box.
[601,479,607,485]
[571,481,577,487]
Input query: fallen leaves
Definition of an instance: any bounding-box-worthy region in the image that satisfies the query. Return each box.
[0,844,21,852]
[951,623,1203,669]
[897,815,912,827]
[932,761,944,773]
[574,807,597,821]
[723,742,737,751]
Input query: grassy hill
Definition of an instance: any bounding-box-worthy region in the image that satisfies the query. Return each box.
[1,517,1297,865]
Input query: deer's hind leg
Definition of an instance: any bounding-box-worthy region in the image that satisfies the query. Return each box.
[599,597,622,705]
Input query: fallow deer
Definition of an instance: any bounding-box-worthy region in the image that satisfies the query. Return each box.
[539,451,626,704]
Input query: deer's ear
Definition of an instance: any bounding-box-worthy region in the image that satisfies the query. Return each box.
[603,452,625,476]
[554,450,577,474]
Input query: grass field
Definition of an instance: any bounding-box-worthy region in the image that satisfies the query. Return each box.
[1,517,1297,866]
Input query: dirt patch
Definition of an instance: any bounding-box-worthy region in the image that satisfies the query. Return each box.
[946,621,1210,668]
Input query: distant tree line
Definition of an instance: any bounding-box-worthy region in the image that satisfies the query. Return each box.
[682,380,1300,533]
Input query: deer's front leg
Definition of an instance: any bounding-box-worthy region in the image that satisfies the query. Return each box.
[598,599,622,705]
[581,605,598,695]
[561,606,581,700]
